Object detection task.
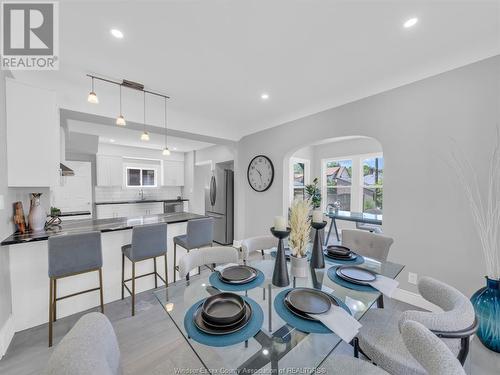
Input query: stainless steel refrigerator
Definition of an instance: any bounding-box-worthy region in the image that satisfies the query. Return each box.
[205,168,234,245]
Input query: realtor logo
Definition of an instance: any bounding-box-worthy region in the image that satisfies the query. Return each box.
[1,1,59,70]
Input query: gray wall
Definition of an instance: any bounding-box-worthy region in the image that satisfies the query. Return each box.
[0,71,13,344]
[236,55,500,296]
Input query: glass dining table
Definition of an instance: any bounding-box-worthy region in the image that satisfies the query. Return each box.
[154,253,404,373]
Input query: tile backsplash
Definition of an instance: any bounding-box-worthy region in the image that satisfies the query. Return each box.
[95,186,183,203]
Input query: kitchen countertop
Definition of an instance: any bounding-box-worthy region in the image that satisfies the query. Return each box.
[1,212,205,246]
[95,199,188,205]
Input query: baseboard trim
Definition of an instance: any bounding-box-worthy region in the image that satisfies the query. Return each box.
[392,288,441,312]
[0,314,15,359]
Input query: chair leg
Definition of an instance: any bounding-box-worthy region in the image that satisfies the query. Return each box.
[98,268,104,313]
[48,278,54,347]
[53,278,57,322]
[154,257,158,288]
[164,253,168,287]
[131,261,136,316]
[353,337,359,358]
[121,253,125,300]
[261,249,264,257]
[377,295,384,308]
[173,243,177,282]
[458,337,470,365]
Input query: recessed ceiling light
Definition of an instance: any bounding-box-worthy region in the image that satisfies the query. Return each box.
[403,17,418,28]
[110,139,115,143]
[110,29,124,39]
[261,93,270,100]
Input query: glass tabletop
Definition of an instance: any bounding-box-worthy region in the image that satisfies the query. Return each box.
[154,253,404,373]
[326,210,383,224]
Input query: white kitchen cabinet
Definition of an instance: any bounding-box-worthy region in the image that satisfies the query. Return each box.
[162,160,184,186]
[6,78,59,187]
[97,155,123,186]
[96,202,163,219]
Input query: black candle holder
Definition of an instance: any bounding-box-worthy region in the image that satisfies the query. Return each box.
[270,226,291,287]
[310,221,327,269]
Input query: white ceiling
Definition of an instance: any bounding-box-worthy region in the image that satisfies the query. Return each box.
[12,1,500,141]
[67,120,214,152]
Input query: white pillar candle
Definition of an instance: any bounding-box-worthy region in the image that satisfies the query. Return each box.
[274,216,287,231]
[312,210,323,223]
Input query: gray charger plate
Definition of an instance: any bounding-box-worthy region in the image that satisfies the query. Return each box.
[194,301,252,335]
[218,265,258,284]
[285,288,332,315]
[201,292,246,325]
[284,289,339,321]
[336,266,377,285]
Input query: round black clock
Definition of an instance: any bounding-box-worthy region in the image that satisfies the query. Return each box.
[247,155,274,192]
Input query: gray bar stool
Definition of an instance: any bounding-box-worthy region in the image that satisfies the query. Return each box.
[121,223,168,316]
[48,231,104,347]
[173,217,214,282]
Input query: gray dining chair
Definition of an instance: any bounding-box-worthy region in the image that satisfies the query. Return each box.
[121,223,168,316]
[173,217,214,281]
[356,208,383,233]
[354,277,476,375]
[48,231,104,347]
[325,320,466,375]
[341,229,394,261]
[177,246,239,280]
[46,312,122,375]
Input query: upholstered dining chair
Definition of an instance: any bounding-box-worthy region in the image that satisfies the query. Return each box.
[325,320,466,375]
[353,277,477,375]
[240,235,278,262]
[173,217,214,281]
[178,246,239,281]
[46,312,122,375]
[341,229,394,261]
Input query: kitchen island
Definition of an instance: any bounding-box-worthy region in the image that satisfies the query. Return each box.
[1,212,205,332]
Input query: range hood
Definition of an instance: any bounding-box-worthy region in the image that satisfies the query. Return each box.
[60,163,75,176]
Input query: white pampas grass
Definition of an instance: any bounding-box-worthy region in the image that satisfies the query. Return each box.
[289,199,311,258]
[450,131,500,279]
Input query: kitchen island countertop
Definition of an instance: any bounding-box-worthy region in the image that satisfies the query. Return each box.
[1,212,205,246]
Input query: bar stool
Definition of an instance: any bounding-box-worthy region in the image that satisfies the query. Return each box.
[48,231,104,347]
[173,217,214,282]
[121,223,168,316]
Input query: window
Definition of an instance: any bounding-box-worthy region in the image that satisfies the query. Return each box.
[362,156,383,213]
[126,167,157,187]
[324,159,352,210]
[293,161,306,200]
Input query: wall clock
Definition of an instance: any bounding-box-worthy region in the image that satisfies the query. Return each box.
[247,155,274,192]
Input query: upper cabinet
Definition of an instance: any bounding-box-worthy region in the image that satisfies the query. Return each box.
[162,160,184,186]
[6,78,59,187]
[96,155,123,186]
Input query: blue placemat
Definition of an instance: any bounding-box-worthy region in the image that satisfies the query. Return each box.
[274,288,351,334]
[324,253,365,266]
[327,266,377,292]
[209,270,265,292]
[184,296,264,347]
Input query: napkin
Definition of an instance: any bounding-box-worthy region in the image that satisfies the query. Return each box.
[307,302,362,343]
[368,275,399,297]
[214,263,239,272]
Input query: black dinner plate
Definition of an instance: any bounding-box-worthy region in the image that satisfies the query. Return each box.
[336,266,377,285]
[201,292,246,325]
[326,245,352,256]
[219,265,258,284]
[285,288,332,315]
[284,289,339,321]
[324,251,358,261]
[194,301,252,335]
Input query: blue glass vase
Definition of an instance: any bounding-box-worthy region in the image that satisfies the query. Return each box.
[471,277,500,353]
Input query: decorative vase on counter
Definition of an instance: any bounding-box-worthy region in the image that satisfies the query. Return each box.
[290,254,308,278]
[471,277,500,353]
[28,193,46,232]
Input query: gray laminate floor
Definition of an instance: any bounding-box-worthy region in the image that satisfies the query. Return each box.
[0,265,498,374]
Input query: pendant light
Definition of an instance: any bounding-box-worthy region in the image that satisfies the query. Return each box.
[162,97,170,155]
[116,85,126,126]
[87,77,98,104]
[141,91,150,141]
